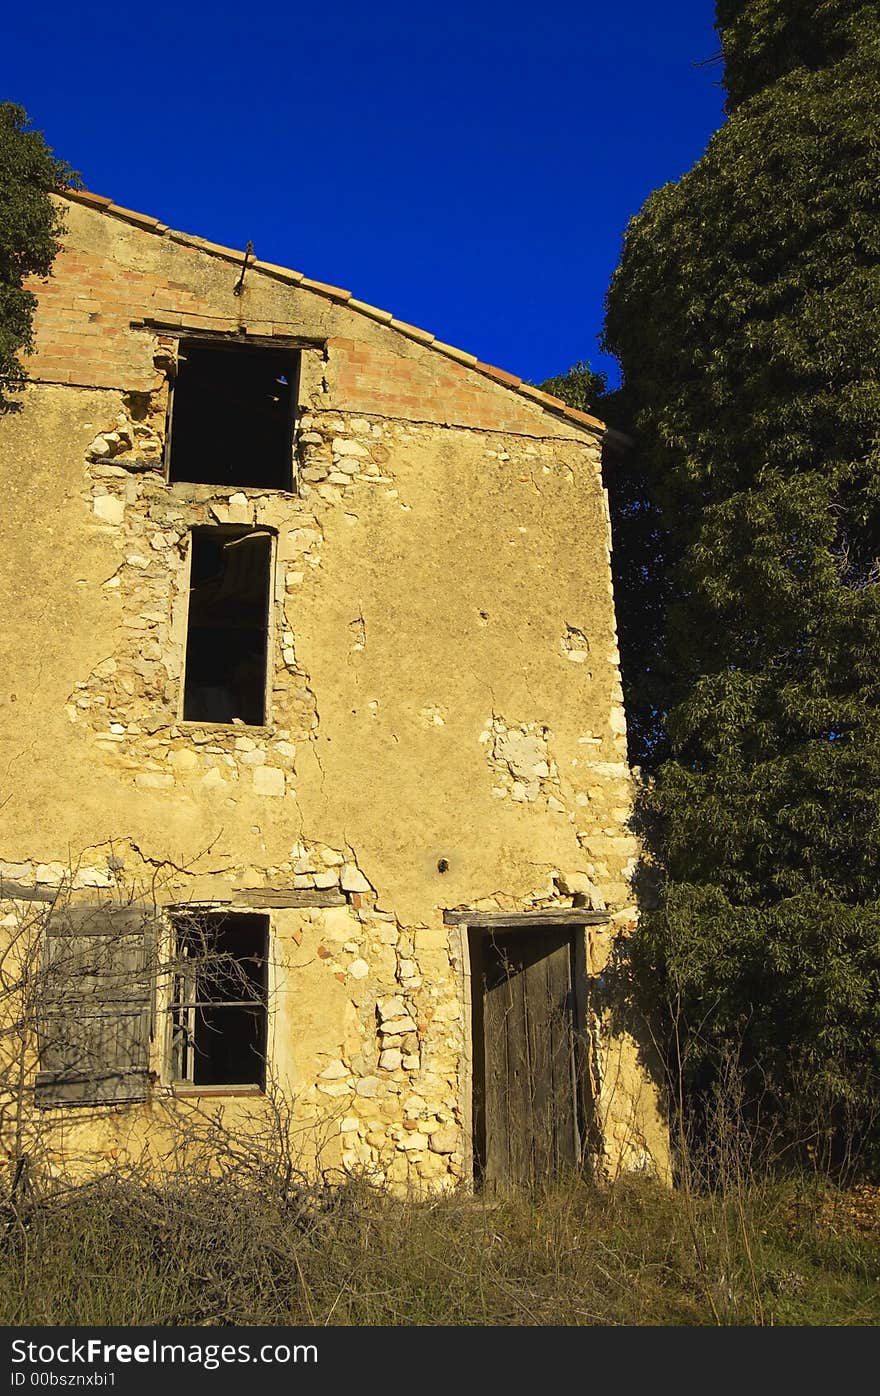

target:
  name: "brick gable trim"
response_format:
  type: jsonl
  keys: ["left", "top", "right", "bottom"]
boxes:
{"left": 59, "top": 189, "right": 628, "bottom": 447}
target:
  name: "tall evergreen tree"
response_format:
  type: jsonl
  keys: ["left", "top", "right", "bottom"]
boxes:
{"left": 0, "top": 104, "right": 76, "bottom": 411}
{"left": 537, "top": 365, "right": 668, "bottom": 767}
{"left": 603, "top": 1, "right": 880, "bottom": 1152}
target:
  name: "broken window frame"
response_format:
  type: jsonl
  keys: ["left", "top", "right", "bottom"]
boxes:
{"left": 179, "top": 524, "right": 276, "bottom": 729}
{"left": 166, "top": 909, "right": 270, "bottom": 1095}
{"left": 163, "top": 333, "right": 304, "bottom": 494}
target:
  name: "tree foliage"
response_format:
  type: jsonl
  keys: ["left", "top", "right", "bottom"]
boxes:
{"left": 716, "top": 0, "right": 875, "bottom": 110}
{"left": 602, "top": 1, "right": 880, "bottom": 1154}
{"left": 538, "top": 366, "right": 669, "bottom": 768}
{"left": 0, "top": 103, "right": 77, "bottom": 411}
{"left": 538, "top": 360, "right": 608, "bottom": 415}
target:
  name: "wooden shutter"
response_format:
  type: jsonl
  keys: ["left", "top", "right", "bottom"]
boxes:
{"left": 34, "top": 904, "right": 155, "bottom": 1108}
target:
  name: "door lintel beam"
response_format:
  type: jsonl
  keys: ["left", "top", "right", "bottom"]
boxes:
{"left": 444, "top": 908, "right": 609, "bottom": 928}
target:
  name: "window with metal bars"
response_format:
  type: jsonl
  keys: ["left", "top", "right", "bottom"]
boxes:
{"left": 170, "top": 911, "right": 268, "bottom": 1090}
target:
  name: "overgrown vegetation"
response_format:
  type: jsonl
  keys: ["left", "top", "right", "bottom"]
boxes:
{"left": 0, "top": 103, "right": 76, "bottom": 411}
{"left": 3, "top": 871, "right": 874, "bottom": 1327}
{"left": 537, "top": 360, "right": 607, "bottom": 415}
{"left": 1, "top": 1170, "right": 876, "bottom": 1326}
{"left": 579, "top": 0, "right": 880, "bottom": 1164}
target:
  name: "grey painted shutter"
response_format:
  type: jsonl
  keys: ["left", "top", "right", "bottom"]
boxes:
{"left": 34, "top": 904, "right": 155, "bottom": 1108}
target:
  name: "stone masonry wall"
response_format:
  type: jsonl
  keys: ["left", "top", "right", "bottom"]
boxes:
{"left": 0, "top": 199, "right": 669, "bottom": 1189}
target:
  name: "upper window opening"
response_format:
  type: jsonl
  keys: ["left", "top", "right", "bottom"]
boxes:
{"left": 168, "top": 340, "right": 298, "bottom": 490}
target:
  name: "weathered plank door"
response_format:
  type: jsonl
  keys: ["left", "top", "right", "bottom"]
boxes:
{"left": 477, "top": 926, "right": 581, "bottom": 1188}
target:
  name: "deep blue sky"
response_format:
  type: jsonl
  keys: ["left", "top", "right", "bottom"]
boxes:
{"left": 2, "top": 1, "right": 725, "bottom": 386}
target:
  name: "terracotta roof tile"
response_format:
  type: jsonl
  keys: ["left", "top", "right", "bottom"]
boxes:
{"left": 517, "top": 384, "right": 559, "bottom": 407}
{"left": 254, "top": 259, "right": 305, "bottom": 285}
{"left": 389, "top": 319, "right": 435, "bottom": 346}
{"left": 348, "top": 299, "right": 393, "bottom": 324}
{"left": 197, "top": 237, "right": 250, "bottom": 261}
{"left": 477, "top": 362, "right": 522, "bottom": 388}
{"left": 431, "top": 341, "right": 478, "bottom": 367}
{"left": 299, "top": 277, "right": 352, "bottom": 302}
{"left": 560, "top": 403, "right": 608, "bottom": 431}
{"left": 57, "top": 189, "right": 613, "bottom": 441}
{"left": 107, "top": 203, "right": 162, "bottom": 230}
{"left": 166, "top": 228, "right": 200, "bottom": 247}
{"left": 66, "top": 189, "right": 112, "bottom": 208}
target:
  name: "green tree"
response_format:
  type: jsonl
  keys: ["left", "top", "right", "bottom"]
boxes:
{"left": 539, "top": 360, "right": 608, "bottom": 416}
{"left": 603, "top": 1, "right": 880, "bottom": 1157}
{"left": 0, "top": 103, "right": 77, "bottom": 411}
{"left": 538, "top": 366, "right": 668, "bottom": 767}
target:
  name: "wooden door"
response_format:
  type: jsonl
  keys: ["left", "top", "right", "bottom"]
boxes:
{"left": 474, "top": 925, "right": 581, "bottom": 1188}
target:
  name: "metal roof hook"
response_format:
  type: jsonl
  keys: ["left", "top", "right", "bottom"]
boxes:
{"left": 233, "top": 240, "right": 255, "bottom": 297}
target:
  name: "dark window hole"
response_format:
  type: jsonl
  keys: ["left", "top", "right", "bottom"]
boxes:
{"left": 171, "top": 911, "right": 268, "bottom": 1088}
{"left": 183, "top": 527, "right": 271, "bottom": 726}
{"left": 168, "top": 340, "right": 298, "bottom": 490}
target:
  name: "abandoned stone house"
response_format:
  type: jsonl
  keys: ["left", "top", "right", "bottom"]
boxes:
{"left": 0, "top": 189, "right": 668, "bottom": 1190}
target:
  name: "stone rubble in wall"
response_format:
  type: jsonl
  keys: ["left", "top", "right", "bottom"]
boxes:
{"left": 87, "top": 393, "right": 165, "bottom": 472}
{"left": 571, "top": 751, "right": 640, "bottom": 908}
{"left": 293, "top": 413, "right": 585, "bottom": 513}
{"left": 160, "top": 836, "right": 468, "bottom": 1189}
{"left": 480, "top": 715, "right": 566, "bottom": 811}
{"left": 53, "top": 386, "right": 637, "bottom": 1191}
{"left": 76, "top": 395, "right": 600, "bottom": 810}
{"left": 0, "top": 843, "right": 465, "bottom": 1192}
{"left": 305, "top": 901, "right": 464, "bottom": 1188}
{"left": 561, "top": 625, "right": 590, "bottom": 664}
{"left": 483, "top": 438, "right": 597, "bottom": 481}
{"left": 74, "top": 398, "right": 329, "bottom": 796}
{"left": 0, "top": 840, "right": 377, "bottom": 904}
{"left": 0, "top": 858, "right": 117, "bottom": 890}
{"left": 295, "top": 414, "right": 395, "bottom": 505}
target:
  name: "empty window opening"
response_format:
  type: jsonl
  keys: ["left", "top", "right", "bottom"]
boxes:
{"left": 183, "top": 527, "right": 272, "bottom": 726}
{"left": 168, "top": 340, "right": 298, "bottom": 490}
{"left": 171, "top": 911, "right": 268, "bottom": 1089}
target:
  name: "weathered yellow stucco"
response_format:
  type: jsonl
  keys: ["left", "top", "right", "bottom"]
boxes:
{"left": 0, "top": 194, "right": 669, "bottom": 1191}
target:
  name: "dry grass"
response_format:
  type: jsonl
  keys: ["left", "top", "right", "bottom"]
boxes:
{"left": 0, "top": 1169, "right": 876, "bottom": 1327}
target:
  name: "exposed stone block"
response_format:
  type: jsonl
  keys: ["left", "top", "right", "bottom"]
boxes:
{"left": 252, "top": 766, "right": 285, "bottom": 796}
{"left": 341, "top": 864, "right": 372, "bottom": 893}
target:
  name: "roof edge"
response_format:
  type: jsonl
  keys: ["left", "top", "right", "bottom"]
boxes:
{"left": 60, "top": 189, "right": 619, "bottom": 441}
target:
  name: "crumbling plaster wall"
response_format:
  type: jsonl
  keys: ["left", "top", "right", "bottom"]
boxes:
{"left": 0, "top": 199, "right": 669, "bottom": 1188}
